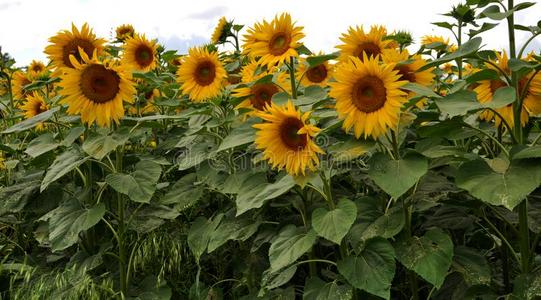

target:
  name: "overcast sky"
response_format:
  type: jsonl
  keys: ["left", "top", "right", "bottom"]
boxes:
{"left": 0, "top": 0, "right": 539, "bottom": 67}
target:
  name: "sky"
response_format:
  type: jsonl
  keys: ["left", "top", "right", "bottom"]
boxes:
{"left": 0, "top": 0, "right": 540, "bottom": 67}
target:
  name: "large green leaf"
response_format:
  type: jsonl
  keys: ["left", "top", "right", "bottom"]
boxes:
{"left": 159, "top": 173, "right": 204, "bottom": 211}
{"left": 187, "top": 215, "right": 223, "bottom": 262}
{"left": 435, "top": 90, "right": 481, "bottom": 117}
{"left": 303, "top": 277, "right": 353, "bottom": 300}
{"left": 207, "top": 215, "right": 260, "bottom": 253}
{"left": 268, "top": 225, "right": 317, "bottom": 271}
{"left": 38, "top": 200, "right": 105, "bottom": 252}
{"left": 236, "top": 174, "right": 296, "bottom": 216}
{"left": 395, "top": 228, "right": 454, "bottom": 288}
{"left": 41, "top": 148, "right": 89, "bottom": 192}
{"left": 82, "top": 127, "right": 131, "bottom": 160}
{"left": 456, "top": 158, "right": 541, "bottom": 210}
{"left": 420, "top": 37, "right": 482, "bottom": 70}
{"left": 25, "top": 133, "right": 59, "bottom": 158}
{"left": 312, "top": 198, "right": 357, "bottom": 244}
{"left": 368, "top": 153, "right": 428, "bottom": 199}
{"left": 2, "top": 106, "right": 60, "bottom": 133}
{"left": 0, "top": 171, "right": 42, "bottom": 215}
{"left": 217, "top": 120, "right": 256, "bottom": 151}
{"left": 337, "top": 238, "right": 396, "bottom": 299}
{"left": 106, "top": 160, "right": 161, "bottom": 203}
{"left": 452, "top": 246, "right": 491, "bottom": 286}
{"left": 360, "top": 206, "right": 405, "bottom": 241}
{"left": 260, "top": 265, "right": 298, "bottom": 294}
{"left": 328, "top": 138, "right": 375, "bottom": 162}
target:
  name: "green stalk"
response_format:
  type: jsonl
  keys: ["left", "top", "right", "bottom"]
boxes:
{"left": 457, "top": 21, "right": 463, "bottom": 79}
{"left": 115, "top": 147, "right": 128, "bottom": 298}
{"left": 518, "top": 200, "right": 531, "bottom": 272}
{"left": 402, "top": 198, "right": 420, "bottom": 300}
{"left": 288, "top": 57, "right": 297, "bottom": 99}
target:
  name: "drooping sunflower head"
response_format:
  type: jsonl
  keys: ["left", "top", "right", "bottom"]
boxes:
{"left": 27, "top": 60, "right": 48, "bottom": 78}
{"left": 115, "top": 24, "right": 135, "bottom": 41}
{"left": 329, "top": 54, "right": 408, "bottom": 139}
{"left": 297, "top": 54, "right": 334, "bottom": 87}
{"left": 211, "top": 17, "right": 232, "bottom": 44}
{"left": 12, "top": 71, "right": 33, "bottom": 102}
{"left": 58, "top": 49, "right": 136, "bottom": 127}
{"left": 337, "top": 25, "right": 391, "bottom": 63}
{"left": 421, "top": 35, "right": 456, "bottom": 52}
{"left": 21, "top": 92, "right": 49, "bottom": 130}
{"left": 121, "top": 34, "right": 158, "bottom": 72}
{"left": 45, "top": 23, "right": 106, "bottom": 70}
{"left": 243, "top": 13, "right": 305, "bottom": 68}
{"left": 381, "top": 48, "right": 434, "bottom": 108}
{"left": 177, "top": 47, "right": 227, "bottom": 102}
{"left": 253, "top": 100, "right": 324, "bottom": 176}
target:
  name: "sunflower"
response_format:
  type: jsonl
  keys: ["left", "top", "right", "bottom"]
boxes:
{"left": 58, "top": 49, "right": 136, "bottom": 127}
{"left": 329, "top": 54, "right": 407, "bottom": 139}
{"left": 297, "top": 55, "right": 334, "bottom": 87}
{"left": 116, "top": 24, "right": 135, "bottom": 41}
{"left": 211, "top": 17, "right": 231, "bottom": 44}
{"left": 121, "top": 34, "right": 158, "bottom": 72}
{"left": 337, "top": 25, "right": 392, "bottom": 63}
{"left": 27, "top": 60, "right": 47, "bottom": 78}
{"left": 129, "top": 88, "right": 159, "bottom": 115}
{"left": 20, "top": 92, "right": 49, "bottom": 130}
{"left": 421, "top": 35, "right": 456, "bottom": 52}
{"left": 12, "top": 71, "right": 32, "bottom": 102}
{"left": 242, "top": 13, "right": 305, "bottom": 68}
{"left": 253, "top": 100, "right": 323, "bottom": 176}
{"left": 474, "top": 51, "right": 541, "bottom": 128}
{"left": 242, "top": 20, "right": 267, "bottom": 56}
{"left": 233, "top": 60, "right": 290, "bottom": 111}
{"left": 45, "top": 23, "right": 106, "bottom": 69}
{"left": 381, "top": 49, "right": 434, "bottom": 108}
{"left": 177, "top": 47, "right": 226, "bottom": 102}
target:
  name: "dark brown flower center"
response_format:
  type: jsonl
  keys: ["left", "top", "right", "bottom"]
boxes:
{"left": 194, "top": 60, "right": 216, "bottom": 86}
{"left": 32, "top": 65, "right": 44, "bottom": 73}
{"left": 34, "top": 101, "right": 47, "bottom": 114}
{"left": 351, "top": 76, "right": 387, "bottom": 113}
{"left": 280, "top": 117, "right": 307, "bottom": 150}
{"left": 353, "top": 42, "right": 381, "bottom": 61}
{"left": 62, "top": 38, "right": 96, "bottom": 68}
{"left": 250, "top": 83, "right": 279, "bottom": 110}
{"left": 306, "top": 64, "right": 328, "bottom": 83}
{"left": 396, "top": 64, "right": 416, "bottom": 83}
{"left": 80, "top": 64, "right": 120, "bottom": 104}
{"left": 269, "top": 32, "right": 291, "bottom": 56}
{"left": 135, "top": 44, "right": 153, "bottom": 67}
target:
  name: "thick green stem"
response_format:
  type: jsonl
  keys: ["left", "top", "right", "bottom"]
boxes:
{"left": 518, "top": 201, "right": 531, "bottom": 273}
{"left": 288, "top": 57, "right": 297, "bottom": 99}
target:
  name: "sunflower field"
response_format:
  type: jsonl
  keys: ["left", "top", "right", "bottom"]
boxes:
{"left": 1, "top": 1, "right": 541, "bottom": 299}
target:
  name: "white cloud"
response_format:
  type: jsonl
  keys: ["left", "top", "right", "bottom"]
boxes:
{"left": 0, "top": 0, "right": 538, "bottom": 66}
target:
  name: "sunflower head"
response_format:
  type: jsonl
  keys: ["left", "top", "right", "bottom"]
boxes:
{"left": 297, "top": 54, "right": 334, "bottom": 87}
{"left": 122, "top": 34, "right": 158, "bottom": 72}
{"left": 253, "top": 100, "right": 324, "bottom": 176}
{"left": 27, "top": 60, "right": 48, "bottom": 78}
{"left": 177, "top": 47, "right": 227, "bottom": 102}
{"left": 243, "top": 13, "right": 305, "bottom": 68}
{"left": 12, "top": 71, "right": 33, "bottom": 102}
{"left": 330, "top": 54, "right": 407, "bottom": 139}
{"left": 337, "top": 25, "right": 391, "bottom": 63}
{"left": 21, "top": 92, "right": 49, "bottom": 130}
{"left": 116, "top": 24, "right": 135, "bottom": 41}
{"left": 45, "top": 23, "right": 106, "bottom": 70}
{"left": 58, "top": 49, "right": 136, "bottom": 127}
{"left": 211, "top": 17, "right": 232, "bottom": 44}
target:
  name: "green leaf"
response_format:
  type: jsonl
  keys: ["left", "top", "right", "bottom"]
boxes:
{"left": 360, "top": 206, "right": 405, "bottom": 241}
{"left": 0, "top": 172, "right": 41, "bottom": 215}
{"left": 312, "top": 198, "right": 357, "bottom": 244}
{"left": 508, "top": 58, "right": 537, "bottom": 72}
{"left": 217, "top": 120, "right": 256, "bottom": 151}
{"left": 402, "top": 82, "right": 442, "bottom": 98}
{"left": 337, "top": 238, "right": 396, "bottom": 299}
{"left": 39, "top": 200, "right": 105, "bottom": 251}
{"left": 177, "top": 141, "right": 215, "bottom": 170}
{"left": 512, "top": 145, "right": 541, "bottom": 159}
{"left": 207, "top": 216, "right": 260, "bottom": 253}
{"left": 159, "top": 173, "right": 204, "bottom": 211}
{"left": 82, "top": 127, "right": 131, "bottom": 160}
{"left": 435, "top": 90, "right": 481, "bottom": 117}
{"left": 271, "top": 91, "right": 290, "bottom": 106}
{"left": 466, "top": 69, "right": 499, "bottom": 84}
{"left": 41, "top": 148, "right": 90, "bottom": 192}
{"left": 106, "top": 160, "right": 161, "bottom": 203}
{"left": 268, "top": 225, "right": 317, "bottom": 271}
{"left": 420, "top": 37, "right": 482, "bottom": 70}
{"left": 432, "top": 22, "right": 454, "bottom": 30}
{"left": 2, "top": 106, "right": 60, "bottom": 133}
{"left": 456, "top": 158, "right": 541, "bottom": 210}
{"left": 236, "top": 174, "right": 296, "bottom": 216}
{"left": 395, "top": 228, "right": 454, "bottom": 288}
{"left": 61, "top": 127, "right": 85, "bottom": 147}
{"left": 452, "top": 246, "right": 491, "bottom": 286}
{"left": 296, "top": 85, "right": 327, "bottom": 106}
{"left": 328, "top": 138, "right": 375, "bottom": 162}
{"left": 368, "top": 153, "right": 428, "bottom": 199}
{"left": 486, "top": 86, "right": 516, "bottom": 109}
{"left": 306, "top": 53, "right": 338, "bottom": 68}
{"left": 469, "top": 23, "right": 499, "bottom": 37}
{"left": 482, "top": 2, "right": 536, "bottom": 20}
{"left": 303, "top": 277, "right": 353, "bottom": 300}
{"left": 187, "top": 215, "right": 224, "bottom": 262}
{"left": 260, "top": 265, "right": 298, "bottom": 293}
{"left": 25, "top": 133, "right": 59, "bottom": 158}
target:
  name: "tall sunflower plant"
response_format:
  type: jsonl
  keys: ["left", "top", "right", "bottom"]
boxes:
{"left": 1, "top": 2, "right": 541, "bottom": 299}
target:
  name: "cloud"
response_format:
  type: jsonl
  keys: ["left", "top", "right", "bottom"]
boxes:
{"left": 187, "top": 6, "right": 227, "bottom": 19}
{"left": 159, "top": 35, "right": 209, "bottom": 53}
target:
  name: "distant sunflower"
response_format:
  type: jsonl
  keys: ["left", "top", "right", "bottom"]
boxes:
{"left": 45, "top": 23, "right": 106, "bottom": 69}
{"left": 116, "top": 24, "right": 135, "bottom": 41}
{"left": 337, "top": 25, "right": 391, "bottom": 62}
{"left": 421, "top": 35, "right": 456, "bottom": 52}
{"left": 122, "top": 34, "right": 158, "bottom": 72}
{"left": 329, "top": 54, "right": 407, "bottom": 139}
{"left": 21, "top": 92, "right": 49, "bottom": 130}
{"left": 211, "top": 17, "right": 231, "bottom": 44}
{"left": 177, "top": 47, "right": 226, "bottom": 102}
{"left": 129, "top": 88, "right": 159, "bottom": 115}
{"left": 253, "top": 100, "right": 323, "bottom": 176}
{"left": 12, "top": 71, "right": 32, "bottom": 102}
{"left": 381, "top": 49, "right": 434, "bottom": 108}
{"left": 58, "top": 49, "right": 136, "bottom": 127}
{"left": 243, "top": 13, "right": 305, "bottom": 68}
{"left": 27, "top": 60, "right": 47, "bottom": 78}
{"left": 297, "top": 55, "right": 334, "bottom": 87}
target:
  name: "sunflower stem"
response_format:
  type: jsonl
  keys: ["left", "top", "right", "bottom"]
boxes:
{"left": 457, "top": 21, "right": 463, "bottom": 79}
{"left": 115, "top": 147, "right": 128, "bottom": 298}
{"left": 288, "top": 57, "right": 297, "bottom": 99}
